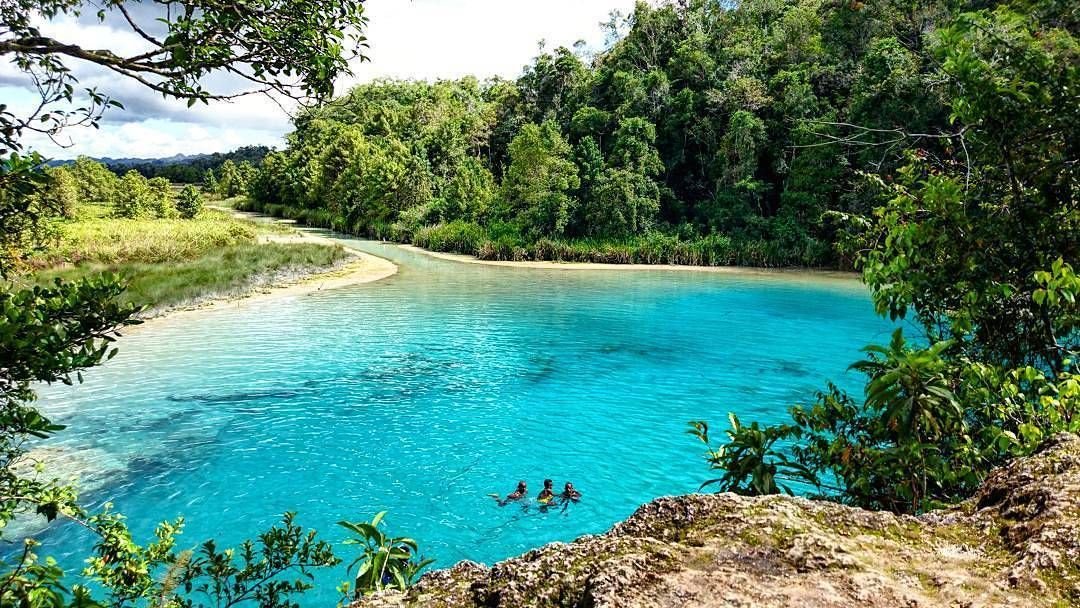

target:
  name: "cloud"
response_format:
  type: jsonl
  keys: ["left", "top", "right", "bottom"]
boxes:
{"left": 7, "top": 0, "right": 643, "bottom": 159}
{"left": 21, "top": 120, "right": 285, "bottom": 160}
{"left": 343, "top": 0, "right": 637, "bottom": 84}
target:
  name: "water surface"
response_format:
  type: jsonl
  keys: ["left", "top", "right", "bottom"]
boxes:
{"left": 32, "top": 236, "right": 898, "bottom": 604}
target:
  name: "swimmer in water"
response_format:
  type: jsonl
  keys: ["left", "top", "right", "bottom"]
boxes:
{"left": 561, "top": 482, "right": 581, "bottom": 502}
{"left": 490, "top": 480, "right": 528, "bottom": 506}
{"left": 537, "top": 479, "right": 555, "bottom": 504}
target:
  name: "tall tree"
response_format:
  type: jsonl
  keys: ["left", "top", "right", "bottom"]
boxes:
{"left": 500, "top": 121, "right": 580, "bottom": 238}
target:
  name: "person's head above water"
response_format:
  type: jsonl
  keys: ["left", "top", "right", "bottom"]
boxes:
{"left": 564, "top": 482, "right": 575, "bottom": 491}
{"left": 516, "top": 480, "right": 527, "bottom": 492}
{"left": 543, "top": 479, "right": 553, "bottom": 489}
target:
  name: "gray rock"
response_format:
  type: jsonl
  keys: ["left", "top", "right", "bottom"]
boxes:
{"left": 355, "top": 434, "right": 1080, "bottom": 607}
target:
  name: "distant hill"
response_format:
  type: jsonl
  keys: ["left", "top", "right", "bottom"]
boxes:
{"left": 49, "top": 146, "right": 272, "bottom": 183}
{"left": 100, "top": 153, "right": 209, "bottom": 167}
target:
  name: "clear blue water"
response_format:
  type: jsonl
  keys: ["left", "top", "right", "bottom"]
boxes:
{"left": 30, "top": 235, "right": 899, "bottom": 604}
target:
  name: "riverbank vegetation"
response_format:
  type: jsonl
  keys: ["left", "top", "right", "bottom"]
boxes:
{"left": 695, "top": 0, "right": 1079, "bottom": 515}
{"left": 241, "top": 0, "right": 972, "bottom": 268}
{"left": 18, "top": 163, "right": 350, "bottom": 311}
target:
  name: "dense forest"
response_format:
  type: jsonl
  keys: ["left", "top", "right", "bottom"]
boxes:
{"left": 244, "top": 0, "right": 960, "bottom": 267}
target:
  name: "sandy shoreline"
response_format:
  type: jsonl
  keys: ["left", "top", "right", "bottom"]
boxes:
{"left": 154, "top": 209, "right": 860, "bottom": 327}
{"left": 397, "top": 244, "right": 860, "bottom": 281}
{"left": 130, "top": 229, "right": 397, "bottom": 330}
{"left": 222, "top": 207, "right": 859, "bottom": 282}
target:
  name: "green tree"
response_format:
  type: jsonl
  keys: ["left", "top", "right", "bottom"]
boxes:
{"left": 217, "top": 159, "right": 242, "bottom": 198}
{"left": 0, "top": 0, "right": 367, "bottom": 154}
{"left": 237, "top": 160, "right": 258, "bottom": 196}
{"left": 176, "top": 185, "right": 205, "bottom": 219}
{"left": 147, "top": 176, "right": 175, "bottom": 218}
{"left": 579, "top": 117, "right": 663, "bottom": 237}
{"left": 721, "top": 111, "right": 767, "bottom": 188}
{"left": 572, "top": 136, "right": 606, "bottom": 230}
{"left": 609, "top": 117, "right": 663, "bottom": 177}
{"left": 585, "top": 168, "right": 660, "bottom": 237}
{"left": 501, "top": 121, "right": 580, "bottom": 237}
{"left": 69, "top": 157, "right": 118, "bottom": 203}
{"left": 43, "top": 166, "right": 79, "bottom": 218}
{"left": 248, "top": 152, "right": 287, "bottom": 207}
{"left": 437, "top": 157, "right": 496, "bottom": 222}
{"left": 110, "top": 171, "right": 155, "bottom": 219}
{"left": 203, "top": 168, "right": 219, "bottom": 196}
{"left": 569, "top": 106, "right": 613, "bottom": 146}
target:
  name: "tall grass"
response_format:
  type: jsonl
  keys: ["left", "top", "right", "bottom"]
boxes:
{"left": 33, "top": 205, "right": 257, "bottom": 268}
{"left": 414, "top": 222, "right": 830, "bottom": 267}
{"left": 31, "top": 243, "right": 349, "bottom": 309}
{"left": 25, "top": 202, "right": 350, "bottom": 310}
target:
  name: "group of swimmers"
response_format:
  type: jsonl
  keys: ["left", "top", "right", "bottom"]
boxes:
{"left": 491, "top": 479, "right": 581, "bottom": 507}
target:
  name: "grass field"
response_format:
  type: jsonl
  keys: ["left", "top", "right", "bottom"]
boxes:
{"left": 33, "top": 243, "right": 348, "bottom": 308}
{"left": 30, "top": 204, "right": 259, "bottom": 267}
{"left": 22, "top": 202, "right": 350, "bottom": 310}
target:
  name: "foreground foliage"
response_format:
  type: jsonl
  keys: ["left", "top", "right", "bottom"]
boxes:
{"left": 699, "top": 0, "right": 1079, "bottom": 514}
{"left": 0, "top": 2, "right": 435, "bottom": 607}
{"left": 338, "top": 512, "right": 435, "bottom": 598}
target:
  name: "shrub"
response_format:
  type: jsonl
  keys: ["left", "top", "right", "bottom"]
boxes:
{"left": 147, "top": 177, "right": 176, "bottom": 218}
{"left": 412, "top": 221, "right": 486, "bottom": 254}
{"left": 176, "top": 185, "right": 204, "bottom": 219}
{"left": 338, "top": 511, "right": 434, "bottom": 598}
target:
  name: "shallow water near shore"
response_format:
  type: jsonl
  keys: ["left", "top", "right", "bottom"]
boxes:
{"left": 30, "top": 234, "right": 901, "bottom": 604}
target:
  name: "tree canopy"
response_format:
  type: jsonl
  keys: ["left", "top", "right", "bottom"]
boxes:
{"left": 243, "top": 0, "right": 976, "bottom": 268}
{"left": 695, "top": 0, "right": 1079, "bottom": 515}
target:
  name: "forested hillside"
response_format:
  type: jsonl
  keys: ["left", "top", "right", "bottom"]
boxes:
{"left": 244, "top": 0, "right": 954, "bottom": 267}
{"left": 108, "top": 145, "right": 272, "bottom": 183}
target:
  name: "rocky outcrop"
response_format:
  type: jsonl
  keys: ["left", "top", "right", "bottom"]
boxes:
{"left": 354, "top": 434, "right": 1080, "bottom": 607}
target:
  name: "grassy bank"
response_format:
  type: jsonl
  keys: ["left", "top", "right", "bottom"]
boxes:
{"left": 22, "top": 203, "right": 350, "bottom": 310}
{"left": 29, "top": 205, "right": 263, "bottom": 267}
{"left": 32, "top": 243, "right": 348, "bottom": 309}
{"left": 237, "top": 200, "right": 831, "bottom": 268}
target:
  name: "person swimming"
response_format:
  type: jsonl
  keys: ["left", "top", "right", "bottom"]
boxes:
{"left": 537, "top": 479, "right": 555, "bottom": 503}
{"left": 490, "top": 480, "right": 528, "bottom": 506}
{"left": 561, "top": 482, "right": 581, "bottom": 502}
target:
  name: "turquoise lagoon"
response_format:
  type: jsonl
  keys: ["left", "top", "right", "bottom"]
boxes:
{"left": 32, "top": 235, "right": 902, "bottom": 603}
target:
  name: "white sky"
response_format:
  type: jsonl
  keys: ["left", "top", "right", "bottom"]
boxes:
{"left": 0, "top": 0, "right": 641, "bottom": 160}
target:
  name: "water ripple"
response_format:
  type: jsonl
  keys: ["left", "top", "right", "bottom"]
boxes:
{"left": 29, "top": 239, "right": 893, "bottom": 605}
